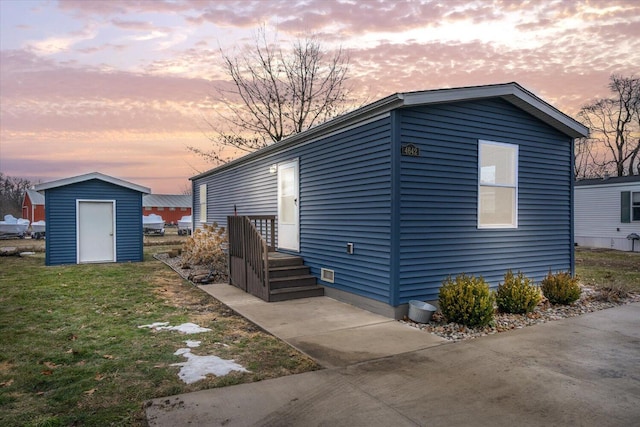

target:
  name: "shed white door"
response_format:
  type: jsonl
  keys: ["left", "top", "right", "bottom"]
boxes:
{"left": 77, "top": 201, "right": 116, "bottom": 263}
{"left": 277, "top": 159, "right": 299, "bottom": 251}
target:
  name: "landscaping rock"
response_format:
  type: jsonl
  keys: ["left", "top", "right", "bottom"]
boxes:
{"left": 0, "top": 247, "right": 18, "bottom": 256}
{"left": 401, "top": 284, "right": 640, "bottom": 341}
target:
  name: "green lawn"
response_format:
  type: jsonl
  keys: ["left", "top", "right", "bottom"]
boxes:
{"left": 1, "top": 243, "right": 637, "bottom": 426}
{"left": 0, "top": 252, "right": 318, "bottom": 426}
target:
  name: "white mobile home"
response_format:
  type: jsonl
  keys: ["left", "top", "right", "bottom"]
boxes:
{"left": 574, "top": 176, "right": 640, "bottom": 252}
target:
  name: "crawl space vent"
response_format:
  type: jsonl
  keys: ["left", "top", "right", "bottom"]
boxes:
{"left": 321, "top": 268, "right": 335, "bottom": 283}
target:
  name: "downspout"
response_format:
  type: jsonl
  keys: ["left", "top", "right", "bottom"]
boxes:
{"left": 389, "top": 110, "right": 402, "bottom": 308}
{"left": 570, "top": 137, "right": 575, "bottom": 276}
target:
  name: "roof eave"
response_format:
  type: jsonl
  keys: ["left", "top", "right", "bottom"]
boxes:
{"left": 190, "top": 83, "right": 589, "bottom": 181}
{"left": 190, "top": 94, "right": 405, "bottom": 180}
{"left": 34, "top": 172, "right": 150, "bottom": 194}
{"left": 402, "top": 82, "right": 589, "bottom": 139}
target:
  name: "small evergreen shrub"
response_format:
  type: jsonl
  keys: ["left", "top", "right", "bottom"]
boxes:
{"left": 181, "top": 222, "right": 227, "bottom": 272}
{"left": 438, "top": 273, "right": 495, "bottom": 327}
{"left": 540, "top": 271, "right": 581, "bottom": 305}
{"left": 496, "top": 270, "right": 541, "bottom": 314}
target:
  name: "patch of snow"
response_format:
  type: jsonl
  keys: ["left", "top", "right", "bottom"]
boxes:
{"left": 169, "top": 323, "right": 212, "bottom": 334}
{"left": 138, "top": 322, "right": 170, "bottom": 329}
{"left": 185, "top": 340, "right": 201, "bottom": 348}
{"left": 138, "top": 322, "right": 211, "bottom": 334}
{"left": 171, "top": 348, "right": 249, "bottom": 384}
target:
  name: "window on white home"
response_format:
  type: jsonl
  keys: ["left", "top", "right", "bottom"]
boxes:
{"left": 633, "top": 192, "right": 640, "bottom": 221}
{"left": 478, "top": 140, "right": 518, "bottom": 228}
{"left": 199, "top": 184, "right": 207, "bottom": 223}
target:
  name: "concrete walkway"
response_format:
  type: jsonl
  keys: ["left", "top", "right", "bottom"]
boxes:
{"left": 146, "top": 284, "right": 640, "bottom": 426}
{"left": 196, "top": 283, "right": 446, "bottom": 368}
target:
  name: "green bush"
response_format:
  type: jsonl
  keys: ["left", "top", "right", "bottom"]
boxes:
{"left": 496, "top": 270, "right": 541, "bottom": 314}
{"left": 438, "top": 273, "right": 495, "bottom": 327}
{"left": 540, "top": 271, "right": 581, "bottom": 305}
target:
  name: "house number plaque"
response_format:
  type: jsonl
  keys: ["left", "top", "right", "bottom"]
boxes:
{"left": 401, "top": 144, "right": 420, "bottom": 157}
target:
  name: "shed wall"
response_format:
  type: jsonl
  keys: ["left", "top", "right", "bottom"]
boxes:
{"left": 45, "top": 179, "right": 144, "bottom": 265}
{"left": 397, "top": 99, "right": 574, "bottom": 302}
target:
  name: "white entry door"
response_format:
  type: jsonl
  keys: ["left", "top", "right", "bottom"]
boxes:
{"left": 77, "top": 200, "right": 116, "bottom": 263}
{"left": 277, "top": 159, "right": 299, "bottom": 251}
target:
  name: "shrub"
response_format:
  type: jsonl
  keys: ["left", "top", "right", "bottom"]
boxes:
{"left": 540, "top": 271, "right": 581, "bottom": 305}
{"left": 181, "top": 222, "right": 227, "bottom": 272}
{"left": 594, "top": 285, "right": 629, "bottom": 303}
{"left": 496, "top": 270, "right": 541, "bottom": 314}
{"left": 438, "top": 273, "right": 495, "bottom": 327}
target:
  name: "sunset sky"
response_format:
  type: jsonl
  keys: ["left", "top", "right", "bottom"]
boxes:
{"left": 1, "top": 0, "right": 639, "bottom": 194}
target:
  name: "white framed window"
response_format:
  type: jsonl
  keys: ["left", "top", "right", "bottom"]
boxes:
{"left": 478, "top": 140, "right": 518, "bottom": 228}
{"left": 199, "top": 184, "right": 207, "bottom": 223}
{"left": 633, "top": 192, "right": 640, "bottom": 221}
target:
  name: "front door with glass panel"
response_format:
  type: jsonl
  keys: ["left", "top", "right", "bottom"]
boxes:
{"left": 277, "top": 159, "right": 299, "bottom": 251}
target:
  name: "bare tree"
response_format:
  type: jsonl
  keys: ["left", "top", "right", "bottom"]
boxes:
{"left": 0, "top": 173, "right": 32, "bottom": 218}
{"left": 574, "top": 137, "right": 602, "bottom": 179}
{"left": 190, "top": 28, "right": 352, "bottom": 163}
{"left": 578, "top": 74, "right": 640, "bottom": 177}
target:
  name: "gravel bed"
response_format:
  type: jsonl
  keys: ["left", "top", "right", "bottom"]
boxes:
{"left": 154, "top": 253, "right": 229, "bottom": 284}
{"left": 155, "top": 253, "right": 639, "bottom": 342}
{"left": 401, "top": 285, "right": 640, "bottom": 341}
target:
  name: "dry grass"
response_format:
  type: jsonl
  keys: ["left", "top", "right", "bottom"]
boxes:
{"left": 575, "top": 247, "right": 640, "bottom": 293}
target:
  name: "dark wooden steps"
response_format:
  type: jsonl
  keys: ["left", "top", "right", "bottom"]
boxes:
{"left": 267, "top": 252, "right": 324, "bottom": 302}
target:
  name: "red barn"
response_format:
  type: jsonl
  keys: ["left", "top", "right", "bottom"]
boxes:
{"left": 22, "top": 189, "right": 45, "bottom": 223}
{"left": 142, "top": 194, "right": 191, "bottom": 225}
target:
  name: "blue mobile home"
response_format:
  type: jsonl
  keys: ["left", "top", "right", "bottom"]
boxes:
{"left": 191, "top": 83, "right": 589, "bottom": 318}
{"left": 35, "top": 172, "right": 150, "bottom": 266}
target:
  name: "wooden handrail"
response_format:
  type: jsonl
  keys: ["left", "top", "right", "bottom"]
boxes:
{"left": 247, "top": 215, "right": 276, "bottom": 252}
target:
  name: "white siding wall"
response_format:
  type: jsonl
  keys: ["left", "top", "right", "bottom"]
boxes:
{"left": 574, "top": 181, "right": 640, "bottom": 251}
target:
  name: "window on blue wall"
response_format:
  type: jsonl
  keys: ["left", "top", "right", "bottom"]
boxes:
{"left": 478, "top": 140, "right": 518, "bottom": 228}
{"left": 199, "top": 184, "right": 207, "bottom": 223}
{"left": 633, "top": 192, "right": 640, "bottom": 221}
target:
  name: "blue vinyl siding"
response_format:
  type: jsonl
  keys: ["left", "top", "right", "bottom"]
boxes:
{"left": 193, "top": 155, "right": 279, "bottom": 228}
{"left": 193, "top": 95, "right": 576, "bottom": 310}
{"left": 195, "top": 117, "right": 394, "bottom": 303}
{"left": 397, "top": 99, "right": 573, "bottom": 302}
{"left": 45, "top": 180, "right": 143, "bottom": 265}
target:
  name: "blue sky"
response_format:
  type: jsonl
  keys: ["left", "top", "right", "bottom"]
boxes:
{"left": 1, "top": 0, "right": 639, "bottom": 193}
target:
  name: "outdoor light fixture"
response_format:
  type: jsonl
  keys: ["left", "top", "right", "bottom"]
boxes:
{"left": 269, "top": 164, "right": 277, "bottom": 174}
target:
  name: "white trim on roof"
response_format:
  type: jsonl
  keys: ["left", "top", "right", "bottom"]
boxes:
{"left": 34, "top": 172, "right": 150, "bottom": 194}
{"left": 191, "top": 82, "right": 589, "bottom": 181}
{"left": 401, "top": 83, "right": 589, "bottom": 139}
